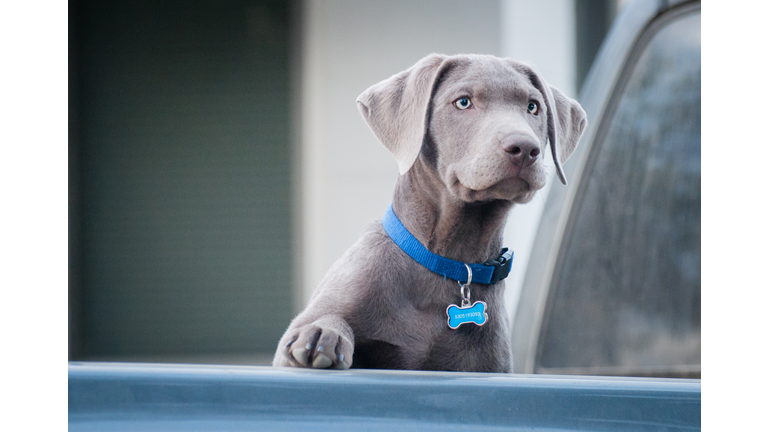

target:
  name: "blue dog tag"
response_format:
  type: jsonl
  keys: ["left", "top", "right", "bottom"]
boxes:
{"left": 446, "top": 301, "right": 488, "bottom": 329}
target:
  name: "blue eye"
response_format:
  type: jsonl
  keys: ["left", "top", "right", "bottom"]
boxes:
{"left": 527, "top": 101, "right": 539, "bottom": 115}
{"left": 454, "top": 97, "right": 472, "bottom": 110}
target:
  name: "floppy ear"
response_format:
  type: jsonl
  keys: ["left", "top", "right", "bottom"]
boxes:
{"left": 356, "top": 54, "right": 449, "bottom": 175}
{"left": 516, "top": 64, "right": 588, "bottom": 185}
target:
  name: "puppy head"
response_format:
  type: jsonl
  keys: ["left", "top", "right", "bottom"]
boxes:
{"left": 356, "top": 53, "right": 587, "bottom": 203}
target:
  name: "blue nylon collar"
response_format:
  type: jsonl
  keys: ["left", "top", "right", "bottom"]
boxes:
{"left": 382, "top": 203, "right": 513, "bottom": 285}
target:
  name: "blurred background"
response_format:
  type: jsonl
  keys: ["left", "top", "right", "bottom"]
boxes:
{"left": 69, "top": 0, "right": 628, "bottom": 364}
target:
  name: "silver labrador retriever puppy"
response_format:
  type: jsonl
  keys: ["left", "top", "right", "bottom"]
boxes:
{"left": 273, "top": 53, "right": 586, "bottom": 372}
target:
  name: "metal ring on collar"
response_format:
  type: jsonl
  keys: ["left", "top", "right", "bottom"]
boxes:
{"left": 459, "top": 263, "right": 472, "bottom": 305}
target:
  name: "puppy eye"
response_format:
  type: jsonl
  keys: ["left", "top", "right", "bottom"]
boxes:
{"left": 527, "top": 101, "right": 539, "bottom": 115}
{"left": 453, "top": 97, "right": 473, "bottom": 110}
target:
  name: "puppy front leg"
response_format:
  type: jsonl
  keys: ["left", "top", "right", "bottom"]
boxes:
{"left": 273, "top": 314, "right": 354, "bottom": 369}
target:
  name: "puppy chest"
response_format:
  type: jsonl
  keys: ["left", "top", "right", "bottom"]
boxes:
{"left": 351, "top": 309, "right": 505, "bottom": 372}
{"left": 420, "top": 324, "right": 508, "bottom": 372}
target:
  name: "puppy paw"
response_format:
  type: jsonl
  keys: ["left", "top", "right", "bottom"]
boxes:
{"left": 280, "top": 320, "right": 353, "bottom": 369}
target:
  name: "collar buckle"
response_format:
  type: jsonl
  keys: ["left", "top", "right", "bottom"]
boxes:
{"left": 484, "top": 248, "right": 514, "bottom": 285}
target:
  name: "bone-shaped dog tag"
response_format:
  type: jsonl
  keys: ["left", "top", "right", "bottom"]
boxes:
{"left": 446, "top": 301, "right": 488, "bottom": 329}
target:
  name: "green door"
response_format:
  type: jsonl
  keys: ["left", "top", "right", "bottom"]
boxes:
{"left": 71, "top": 0, "right": 293, "bottom": 362}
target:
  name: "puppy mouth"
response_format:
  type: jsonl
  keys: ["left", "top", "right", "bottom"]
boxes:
{"left": 452, "top": 171, "right": 537, "bottom": 203}
{"left": 445, "top": 154, "right": 548, "bottom": 202}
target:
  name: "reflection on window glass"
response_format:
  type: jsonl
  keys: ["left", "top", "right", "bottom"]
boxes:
{"left": 537, "top": 12, "right": 700, "bottom": 375}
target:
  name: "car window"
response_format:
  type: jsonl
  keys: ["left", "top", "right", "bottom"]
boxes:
{"left": 535, "top": 10, "right": 701, "bottom": 376}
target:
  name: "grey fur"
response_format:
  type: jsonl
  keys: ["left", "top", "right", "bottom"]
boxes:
{"left": 273, "top": 53, "right": 586, "bottom": 372}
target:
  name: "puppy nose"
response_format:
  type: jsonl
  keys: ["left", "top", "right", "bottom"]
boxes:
{"left": 501, "top": 133, "right": 541, "bottom": 167}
